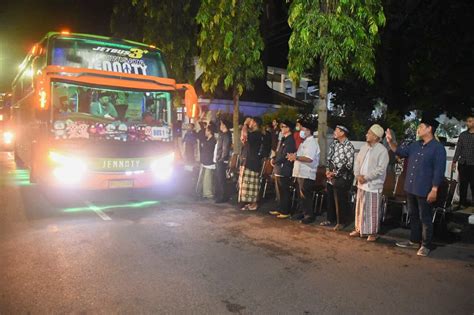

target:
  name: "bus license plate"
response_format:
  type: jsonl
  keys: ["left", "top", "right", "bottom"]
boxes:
{"left": 108, "top": 180, "right": 134, "bottom": 189}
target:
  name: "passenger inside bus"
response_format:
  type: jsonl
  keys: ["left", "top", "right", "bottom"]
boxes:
{"left": 143, "top": 111, "right": 156, "bottom": 125}
{"left": 90, "top": 92, "right": 118, "bottom": 119}
{"left": 142, "top": 111, "right": 164, "bottom": 126}
{"left": 55, "top": 96, "right": 76, "bottom": 114}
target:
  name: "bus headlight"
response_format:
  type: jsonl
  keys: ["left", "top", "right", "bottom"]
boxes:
{"left": 49, "top": 151, "right": 87, "bottom": 184}
{"left": 150, "top": 152, "right": 174, "bottom": 180}
{"left": 3, "top": 131, "right": 14, "bottom": 145}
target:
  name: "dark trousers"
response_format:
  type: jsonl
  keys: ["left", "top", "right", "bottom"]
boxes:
{"left": 458, "top": 164, "right": 474, "bottom": 206}
{"left": 406, "top": 193, "right": 433, "bottom": 248}
{"left": 297, "top": 177, "right": 316, "bottom": 217}
{"left": 275, "top": 176, "right": 292, "bottom": 214}
{"left": 215, "top": 161, "right": 228, "bottom": 202}
{"left": 326, "top": 182, "right": 351, "bottom": 225}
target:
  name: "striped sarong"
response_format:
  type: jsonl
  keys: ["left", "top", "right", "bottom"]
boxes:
{"left": 238, "top": 166, "right": 260, "bottom": 203}
{"left": 355, "top": 188, "right": 382, "bottom": 235}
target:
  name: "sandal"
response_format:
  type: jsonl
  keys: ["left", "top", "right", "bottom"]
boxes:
{"left": 247, "top": 204, "right": 258, "bottom": 211}
{"left": 320, "top": 221, "right": 332, "bottom": 226}
{"left": 240, "top": 205, "right": 250, "bottom": 211}
{"left": 349, "top": 230, "right": 360, "bottom": 237}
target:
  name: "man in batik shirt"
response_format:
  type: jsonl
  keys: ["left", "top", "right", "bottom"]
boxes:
{"left": 321, "top": 125, "right": 355, "bottom": 231}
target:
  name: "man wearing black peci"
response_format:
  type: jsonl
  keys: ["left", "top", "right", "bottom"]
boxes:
{"left": 386, "top": 116, "right": 447, "bottom": 257}
{"left": 321, "top": 125, "right": 355, "bottom": 230}
{"left": 269, "top": 120, "right": 297, "bottom": 219}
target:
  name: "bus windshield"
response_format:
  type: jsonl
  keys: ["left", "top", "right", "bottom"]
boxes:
{"left": 51, "top": 81, "right": 173, "bottom": 141}
{"left": 50, "top": 37, "right": 167, "bottom": 77}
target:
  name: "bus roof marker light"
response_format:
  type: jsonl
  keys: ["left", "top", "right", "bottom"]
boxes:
{"left": 39, "top": 90, "right": 47, "bottom": 109}
{"left": 61, "top": 30, "right": 71, "bottom": 35}
{"left": 191, "top": 103, "right": 197, "bottom": 118}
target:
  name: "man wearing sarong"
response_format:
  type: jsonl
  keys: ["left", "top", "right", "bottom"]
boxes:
{"left": 239, "top": 117, "right": 263, "bottom": 211}
{"left": 350, "top": 124, "right": 389, "bottom": 241}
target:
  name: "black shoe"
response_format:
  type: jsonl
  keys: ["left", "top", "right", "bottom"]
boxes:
{"left": 291, "top": 213, "right": 305, "bottom": 221}
{"left": 301, "top": 216, "right": 316, "bottom": 224}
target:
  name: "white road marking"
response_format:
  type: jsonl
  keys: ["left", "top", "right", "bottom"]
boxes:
{"left": 85, "top": 201, "right": 112, "bottom": 221}
{"left": 164, "top": 222, "right": 181, "bottom": 227}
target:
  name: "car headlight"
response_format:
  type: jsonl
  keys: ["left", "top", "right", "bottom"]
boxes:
{"left": 150, "top": 152, "right": 175, "bottom": 180}
{"left": 3, "top": 131, "right": 13, "bottom": 145}
{"left": 49, "top": 151, "right": 87, "bottom": 184}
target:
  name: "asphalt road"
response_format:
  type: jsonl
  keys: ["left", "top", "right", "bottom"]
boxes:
{"left": 0, "top": 152, "right": 473, "bottom": 314}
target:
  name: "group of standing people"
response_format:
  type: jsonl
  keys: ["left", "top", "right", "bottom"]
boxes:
{"left": 268, "top": 116, "right": 451, "bottom": 257}
{"left": 191, "top": 119, "right": 233, "bottom": 203}
{"left": 187, "top": 111, "right": 474, "bottom": 258}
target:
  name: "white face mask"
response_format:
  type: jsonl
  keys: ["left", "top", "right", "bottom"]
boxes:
{"left": 295, "top": 126, "right": 300, "bottom": 131}
{"left": 299, "top": 130, "right": 307, "bottom": 139}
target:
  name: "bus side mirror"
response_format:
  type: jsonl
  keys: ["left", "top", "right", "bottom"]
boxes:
{"left": 184, "top": 88, "right": 199, "bottom": 119}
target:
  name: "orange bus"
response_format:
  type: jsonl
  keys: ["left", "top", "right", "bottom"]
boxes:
{"left": 11, "top": 32, "right": 197, "bottom": 189}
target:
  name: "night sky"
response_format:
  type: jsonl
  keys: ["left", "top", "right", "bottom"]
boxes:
{"left": 0, "top": 0, "right": 116, "bottom": 91}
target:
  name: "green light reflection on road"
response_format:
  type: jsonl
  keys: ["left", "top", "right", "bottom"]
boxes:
{"left": 2, "top": 169, "right": 33, "bottom": 186}
{"left": 63, "top": 200, "right": 160, "bottom": 213}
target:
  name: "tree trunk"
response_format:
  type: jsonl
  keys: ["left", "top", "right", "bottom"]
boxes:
{"left": 318, "top": 62, "right": 329, "bottom": 166}
{"left": 232, "top": 89, "right": 241, "bottom": 154}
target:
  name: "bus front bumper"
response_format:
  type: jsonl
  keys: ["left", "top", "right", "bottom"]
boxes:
{"left": 45, "top": 169, "right": 177, "bottom": 190}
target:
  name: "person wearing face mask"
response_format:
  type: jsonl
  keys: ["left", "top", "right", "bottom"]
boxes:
{"left": 321, "top": 125, "right": 355, "bottom": 230}
{"left": 287, "top": 119, "right": 320, "bottom": 224}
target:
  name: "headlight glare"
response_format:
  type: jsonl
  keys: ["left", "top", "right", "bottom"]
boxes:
{"left": 49, "top": 151, "right": 87, "bottom": 184}
{"left": 3, "top": 132, "right": 13, "bottom": 145}
{"left": 151, "top": 153, "right": 175, "bottom": 180}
